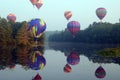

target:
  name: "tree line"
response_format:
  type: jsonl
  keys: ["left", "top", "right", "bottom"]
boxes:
{"left": 0, "top": 17, "right": 44, "bottom": 46}
{"left": 48, "top": 22, "right": 120, "bottom": 44}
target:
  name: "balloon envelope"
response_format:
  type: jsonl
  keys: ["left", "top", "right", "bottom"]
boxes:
{"left": 7, "top": 13, "right": 16, "bottom": 22}
{"left": 95, "top": 66, "right": 106, "bottom": 78}
{"left": 28, "top": 51, "right": 46, "bottom": 70}
{"left": 32, "top": 73, "right": 42, "bottom": 80}
{"left": 67, "top": 51, "right": 80, "bottom": 65}
{"left": 30, "top": 0, "right": 38, "bottom": 5}
{"left": 67, "top": 21, "right": 80, "bottom": 37}
{"left": 36, "top": 0, "right": 43, "bottom": 10}
{"left": 96, "top": 7, "right": 107, "bottom": 20}
{"left": 64, "top": 11, "right": 72, "bottom": 20}
{"left": 64, "top": 64, "right": 72, "bottom": 73}
{"left": 27, "top": 18, "right": 46, "bottom": 38}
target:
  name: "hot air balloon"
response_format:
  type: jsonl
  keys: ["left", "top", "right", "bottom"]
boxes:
{"left": 64, "top": 64, "right": 72, "bottom": 73}
{"left": 64, "top": 11, "right": 72, "bottom": 20}
{"left": 27, "top": 18, "right": 46, "bottom": 38}
{"left": 95, "top": 66, "right": 106, "bottom": 79}
{"left": 67, "top": 51, "right": 80, "bottom": 65}
{"left": 32, "top": 73, "right": 42, "bottom": 80}
{"left": 30, "top": 0, "right": 38, "bottom": 5}
{"left": 7, "top": 13, "right": 16, "bottom": 22}
{"left": 36, "top": 0, "right": 43, "bottom": 10}
{"left": 28, "top": 51, "right": 46, "bottom": 70}
{"left": 67, "top": 21, "right": 80, "bottom": 37}
{"left": 96, "top": 7, "right": 107, "bottom": 21}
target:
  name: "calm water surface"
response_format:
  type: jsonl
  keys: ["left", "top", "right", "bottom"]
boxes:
{"left": 0, "top": 42, "right": 120, "bottom": 80}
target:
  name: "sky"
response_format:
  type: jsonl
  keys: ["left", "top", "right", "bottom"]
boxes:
{"left": 0, "top": 0, "right": 120, "bottom": 31}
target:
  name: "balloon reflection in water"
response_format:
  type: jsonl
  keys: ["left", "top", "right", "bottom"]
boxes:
{"left": 67, "top": 51, "right": 80, "bottom": 65}
{"left": 95, "top": 66, "right": 106, "bottom": 79}
{"left": 32, "top": 73, "right": 42, "bottom": 80}
{"left": 28, "top": 50, "right": 46, "bottom": 70}
{"left": 63, "top": 64, "right": 72, "bottom": 73}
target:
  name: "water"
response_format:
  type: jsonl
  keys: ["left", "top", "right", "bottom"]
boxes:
{"left": 0, "top": 42, "right": 120, "bottom": 80}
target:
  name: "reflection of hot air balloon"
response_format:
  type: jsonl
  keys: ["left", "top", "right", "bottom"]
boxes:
{"left": 7, "top": 13, "right": 16, "bottom": 22}
{"left": 67, "top": 51, "right": 80, "bottom": 65}
{"left": 64, "top": 11, "right": 72, "bottom": 20}
{"left": 64, "top": 64, "right": 72, "bottom": 73}
{"left": 27, "top": 18, "right": 46, "bottom": 38}
{"left": 96, "top": 7, "right": 107, "bottom": 21}
{"left": 67, "top": 21, "right": 80, "bottom": 37}
{"left": 36, "top": 0, "right": 43, "bottom": 10}
{"left": 32, "top": 73, "right": 42, "bottom": 80}
{"left": 28, "top": 51, "right": 46, "bottom": 70}
{"left": 95, "top": 66, "right": 106, "bottom": 79}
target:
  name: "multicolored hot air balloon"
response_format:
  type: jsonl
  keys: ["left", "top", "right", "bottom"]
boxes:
{"left": 67, "top": 51, "right": 80, "bottom": 65}
{"left": 64, "top": 11, "right": 72, "bottom": 20}
{"left": 67, "top": 21, "right": 80, "bottom": 37}
{"left": 36, "top": 0, "right": 43, "bottom": 10}
{"left": 32, "top": 73, "right": 42, "bottom": 80}
{"left": 27, "top": 18, "right": 46, "bottom": 38}
{"left": 96, "top": 7, "right": 107, "bottom": 21}
{"left": 95, "top": 66, "right": 106, "bottom": 79}
{"left": 28, "top": 51, "right": 46, "bottom": 70}
{"left": 63, "top": 64, "right": 72, "bottom": 73}
{"left": 7, "top": 13, "right": 16, "bottom": 22}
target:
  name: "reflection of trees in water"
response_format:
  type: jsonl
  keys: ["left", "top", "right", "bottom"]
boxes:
{"left": 0, "top": 45, "right": 15, "bottom": 70}
{"left": 48, "top": 42, "right": 120, "bottom": 65}
{"left": 0, "top": 45, "right": 45, "bottom": 70}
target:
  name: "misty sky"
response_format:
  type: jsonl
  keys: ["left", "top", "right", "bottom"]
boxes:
{"left": 0, "top": 0, "right": 120, "bottom": 31}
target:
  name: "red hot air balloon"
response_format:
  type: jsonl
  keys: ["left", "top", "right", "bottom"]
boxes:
{"left": 95, "top": 66, "right": 106, "bottom": 79}
{"left": 67, "top": 21, "right": 80, "bottom": 37}
{"left": 64, "top": 64, "right": 72, "bottom": 73}
{"left": 36, "top": 0, "right": 43, "bottom": 10}
{"left": 32, "top": 73, "right": 42, "bottom": 80}
{"left": 64, "top": 11, "right": 72, "bottom": 20}
{"left": 7, "top": 13, "right": 16, "bottom": 22}
{"left": 96, "top": 7, "right": 107, "bottom": 21}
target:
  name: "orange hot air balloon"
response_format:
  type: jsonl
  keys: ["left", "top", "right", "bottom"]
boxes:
{"left": 30, "top": 0, "right": 38, "bottom": 5}
{"left": 7, "top": 13, "right": 16, "bottom": 22}
{"left": 64, "top": 11, "right": 72, "bottom": 20}
{"left": 64, "top": 64, "right": 72, "bottom": 73}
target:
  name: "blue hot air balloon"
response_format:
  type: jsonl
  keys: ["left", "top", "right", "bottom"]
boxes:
{"left": 28, "top": 51, "right": 46, "bottom": 70}
{"left": 27, "top": 18, "right": 46, "bottom": 38}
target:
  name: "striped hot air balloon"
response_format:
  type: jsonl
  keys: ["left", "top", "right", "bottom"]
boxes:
{"left": 63, "top": 64, "right": 72, "bottom": 73}
{"left": 64, "top": 11, "right": 72, "bottom": 20}
{"left": 67, "top": 51, "right": 80, "bottom": 65}
{"left": 96, "top": 7, "right": 107, "bottom": 21}
{"left": 27, "top": 18, "right": 46, "bottom": 38}
{"left": 95, "top": 66, "right": 106, "bottom": 79}
{"left": 67, "top": 21, "right": 80, "bottom": 37}
{"left": 28, "top": 51, "right": 46, "bottom": 70}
